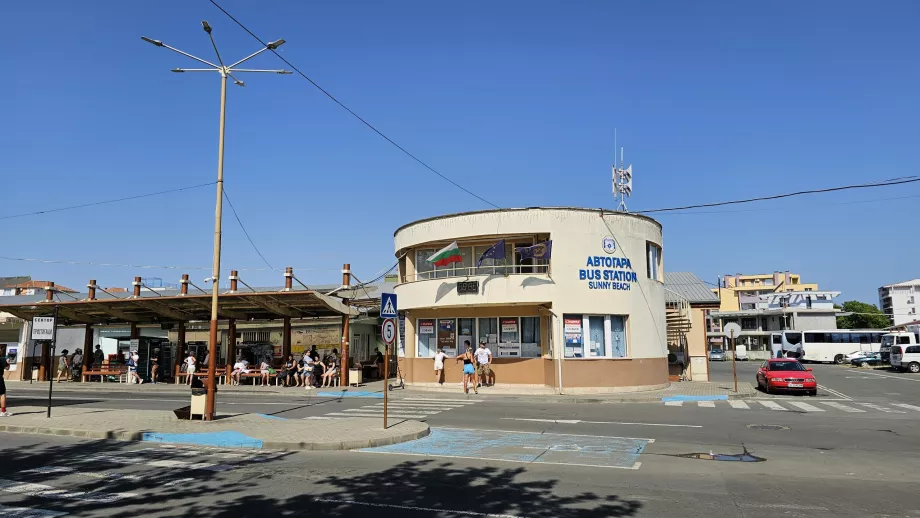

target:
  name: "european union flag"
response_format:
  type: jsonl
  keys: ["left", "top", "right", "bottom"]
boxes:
{"left": 476, "top": 240, "right": 506, "bottom": 268}
{"left": 517, "top": 241, "right": 552, "bottom": 260}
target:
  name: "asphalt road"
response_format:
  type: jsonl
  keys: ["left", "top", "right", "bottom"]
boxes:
{"left": 1, "top": 362, "right": 919, "bottom": 517}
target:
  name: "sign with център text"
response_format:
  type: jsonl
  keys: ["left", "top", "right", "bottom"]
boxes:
{"left": 31, "top": 316, "right": 56, "bottom": 341}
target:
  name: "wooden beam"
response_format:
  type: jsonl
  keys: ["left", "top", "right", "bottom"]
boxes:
{"left": 243, "top": 295, "right": 300, "bottom": 318}
{"left": 55, "top": 307, "right": 98, "bottom": 325}
{"left": 132, "top": 300, "right": 196, "bottom": 322}
{"left": 188, "top": 298, "right": 248, "bottom": 320}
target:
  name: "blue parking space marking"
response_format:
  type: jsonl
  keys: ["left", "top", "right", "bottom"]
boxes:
{"left": 317, "top": 391, "right": 383, "bottom": 398}
{"left": 661, "top": 395, "right": 729, "bottom": 402}
{"left": 360, "top": 427, "right": 651, "bottom": 469}
{"left": 141, "top": 430, "right": 263, "bottom": 449}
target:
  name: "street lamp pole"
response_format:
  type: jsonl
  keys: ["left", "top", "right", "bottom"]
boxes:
{"left": 142, "top": 22, "right": 291, "bottom": 421}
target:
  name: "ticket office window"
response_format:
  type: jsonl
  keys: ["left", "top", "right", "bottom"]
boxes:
{"left": 416, "top": 319, "right": 436, "bottom": 358}
{"left": 564, "top": 315, "right": 628, "bottom": 359}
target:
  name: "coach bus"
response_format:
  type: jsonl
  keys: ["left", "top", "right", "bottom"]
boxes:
{"left": 801, "top": 330, "right": 884, "bottom": 364}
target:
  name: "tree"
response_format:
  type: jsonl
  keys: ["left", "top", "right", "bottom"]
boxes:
{"left": 836, "top": 300, "right": 891, "bottom": 329}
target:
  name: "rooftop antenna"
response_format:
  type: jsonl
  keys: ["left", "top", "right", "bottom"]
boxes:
{"left": 612, "top": 130, "right": 633, "bottom": 212}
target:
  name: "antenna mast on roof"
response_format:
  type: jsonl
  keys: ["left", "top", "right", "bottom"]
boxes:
{"left": 611, "top": 129, "right": 633, "bottom": 212}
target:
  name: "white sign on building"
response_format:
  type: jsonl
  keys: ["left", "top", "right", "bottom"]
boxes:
{"left": 30, "top": 316, "right": 56, "bottom": 341}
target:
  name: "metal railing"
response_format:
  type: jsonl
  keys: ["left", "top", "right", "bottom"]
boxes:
{"left": 404, "top": 263, "right": 550, "bottom": 282}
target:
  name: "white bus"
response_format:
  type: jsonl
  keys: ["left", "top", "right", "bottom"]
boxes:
{"left": 801, "top": 330, "right": 884, "bottom": 364}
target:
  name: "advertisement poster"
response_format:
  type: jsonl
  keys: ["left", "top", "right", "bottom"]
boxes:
{"left": 3, "top": 346, "right": 16, "bottom": 371}
{"left": 500, "top": 319, "right": 518, "bottom": 334}
{"left": 418, "top": 320, "right": 435, "bottom": 335}
{"left": 437, "top": 319, "right": 456, "bottom": 352}
{"left": 398, "top": 314, "right": 406, "bottom": 357}
{"left": 564, "top": 317, "right": 584, "bottom": 358}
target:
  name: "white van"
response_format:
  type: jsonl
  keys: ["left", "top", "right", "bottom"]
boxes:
{"left": 888, "top": 332, "right": 920, "bottom": 373}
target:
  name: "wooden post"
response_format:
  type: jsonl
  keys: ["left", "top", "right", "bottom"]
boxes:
{"left": 341, "top": 263, "right": 351, "bottom": 386}
{"left": 731, "top": 329, "right": 738, "bottom": 393}
{"left": 383, "top": 341, "right": 390, "bottom": 429}
{"left": 175, "top": 322, "right": 186, "bottom": 382}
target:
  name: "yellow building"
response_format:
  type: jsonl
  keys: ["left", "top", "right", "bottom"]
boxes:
{"left": 712, "top": 272, "right": 819, "bottom": 312}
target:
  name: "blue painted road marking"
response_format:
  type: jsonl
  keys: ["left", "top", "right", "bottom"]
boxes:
{"left": 661, "top": 395, "right": 729, "bottom": 402}
{"left": 317, "top": 391, "right": 383, "bottom": 398}
{"left": 360, "top": 427, "right": 651, "bottom": 469}
{"left": 141, "top": 430, "right": 263, "bottom": 449}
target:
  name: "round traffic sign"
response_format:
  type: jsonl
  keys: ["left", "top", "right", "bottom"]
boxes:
{"left": 382, "top": 318, "right": 397, "bottom": 345}
{"left": 723, "top": 322, "right": 741, "bottom": 337}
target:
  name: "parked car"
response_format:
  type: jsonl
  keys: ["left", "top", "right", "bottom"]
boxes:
{"left": 756, "top": 358, "right": 818, "bottom": 395}
{"left": 850, "top": 352, "right": 883, "bottom": 367}
{"left": 888, "top": 332, "right": 920, "bottom": 373}
{"left": 846, "top": 350, "right": 873, "bottom": 362}
{"left": 708, "top": 348, "right": 725, "bottom": 361}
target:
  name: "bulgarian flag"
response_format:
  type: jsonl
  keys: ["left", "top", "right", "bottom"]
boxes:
{"left": 428, "top": 241, "right": 463, "bottom": 267}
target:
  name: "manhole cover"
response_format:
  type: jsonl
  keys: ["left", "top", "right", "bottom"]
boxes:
{"left": 747, "top": 424, "right": 788, "bottom": 431}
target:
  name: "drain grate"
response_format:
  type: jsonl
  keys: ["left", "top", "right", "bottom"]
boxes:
{"left": 747, "top": 424, "right": 789, "bottom": 431}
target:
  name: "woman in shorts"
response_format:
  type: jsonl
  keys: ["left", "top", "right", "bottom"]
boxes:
{"left": 184, "top": 352, "right": 197, "bottom": 385}
{"left": 433, "top": 347, "right": 448, "bottom": 385}
{"left": 56, "top": 350, "right": 70, "bottom": 383}
{"left": 456, "top": 344, "right": 477, "bottom": 394}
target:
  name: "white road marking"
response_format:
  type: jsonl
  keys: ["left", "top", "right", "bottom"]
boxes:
{"left": 817, "top": 385, "right": 851, "bottom": 399}
{"left": 358, "top": 450, "right": 643, "bottom": 470}
{"left": 664, "top": 401, "right": 683, "bottom": 406}
{"left": 343, "top": 408, "right": 441, "bottom": 415}
{"left": 697, "top": 401, "right": 716, "bottom": 408}
{"left": 0, "top": 479, "right": 136, "bottom": 503}
{"left": 891, "top": 403, "right": 920, "bottom": 412}
{"left": 857, "top": 403, "right": 905, "bottom": 413}
{"left": 499, "top": 417, "right": 702, "bottom": 428}
{"left": 738, "top": 502, "right": 829, "bottom": 511}
{"left": 324, "top": 412, "right": 427, "bottom": 419}
{"left": 164, "top": 478, "right": 197, "bottom": 487}
{"left": 0, "top": 504, "right": 68, "bottom": 517}
{"left": 859, "top": 371, "right": 920, "bottom": 382}
{"left": 787, "top": 402, "right": 824, "bottom": 412}
{"left": 371, "top": 403, "right": 462, "bottom": 410}
{"left": 401, "top": 397, "right": 482, "bottom": 403}
{"left": 22, "top": 466, "right": 142, "bottom": 481}
{"left": 758, "top": 401, "right": 787, "bottom": 411}
{"left": 728, "top": 401, "right": 750, "bottom": 409}
{"left": 314, "top": 497, "right": 524, "bottom": 516}
{"left": 821, "top": 402, "right": 866, "bottom": 413}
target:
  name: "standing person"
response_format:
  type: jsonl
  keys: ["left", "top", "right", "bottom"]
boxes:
{"left": 281, "top": 354, "right": 295, "bottom": 387}
{"left": 433, "top": 347, "right": 449, "bottom": 385}
{"left": 184, "top": 352, "right": 197, "bottom": 385}
{"left": 299, "top": 354, "right": 315, "bottom": 390}
{"left": 456, "top": 344, "right": 477, "bottom": 394}
{"left": 0, "top": 352, "right": 11, "bottom": 416}
{"left": 150, "top": 348, "right": 160, "bottom": 384}
{"left": 55, "top": 350, "right": 70, "bottom": 383}
{"left": 71, "top": 349, "right": 84, "bottom": 382}
{"left": 374, "top": 348, "right": 385, "bottom": 379}
{"left": 127, "top": 351, "right": 143, "bottom": 384}
{"left": 93, "top": 345, "right": 104, "bottom": 368}
{"left": 308, "top": 345, "right": 319, "bottom": 362}
{"left": 475, "top": 342, "right": 494, "bottom": 387}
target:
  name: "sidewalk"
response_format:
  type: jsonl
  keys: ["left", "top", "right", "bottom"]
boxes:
{"left": 7, "top": 378, "right": 757, "bottom": 402}
{"left": 0, "top": 405, "right": 429, "bottom": 451}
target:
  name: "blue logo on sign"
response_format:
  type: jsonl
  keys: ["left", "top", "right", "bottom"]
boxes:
{"left": 602, "top": 237, "right": 616, "bottom": 254}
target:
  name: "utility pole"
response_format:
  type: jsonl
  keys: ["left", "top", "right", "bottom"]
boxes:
{"left": 142, "top": 22, "right": 291, "bottom": 420}
{"left": 341, "top": 264, "right": 351, "bottom": 386}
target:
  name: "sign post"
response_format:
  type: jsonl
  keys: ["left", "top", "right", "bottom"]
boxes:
{"left": 32, "top": 310, "right": 58, "bottom": 418}
{"left": 381, "top": 317, "right": 397, "bottom": 429}
{"left": 723, "top": 322, "right": 742, "bottom": 393}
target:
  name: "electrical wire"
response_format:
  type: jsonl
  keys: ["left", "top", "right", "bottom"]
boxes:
{"left": 207, "top": 0, "right": 499, "bottom": 209}
{"left": 635, "top": 176, "right": 920, "bottom": 214}
{"left": 222, "top": 188, "right": 275, "bottom": 271}
{"left": 0, "top": 255, "right": 338, "bottom": 273}
{"left": 653, "top": 191, "right": 920, "bottom": 216}
{"left": 0, "top": 182, "right": 217, "bottom": 221}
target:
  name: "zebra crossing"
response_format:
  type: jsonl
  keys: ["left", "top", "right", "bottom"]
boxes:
{"left": 0, "top": 444, "right": 289, "bottom": 517}
{"left": 662, "top": 399, "right": 920, "bottom": 415}
{"left": 310, "top": 397, "right": 482, "bottom": 420}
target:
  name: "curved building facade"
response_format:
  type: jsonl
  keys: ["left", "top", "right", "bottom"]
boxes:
{"left": 393, "top": 207, "right": 668, "bottom": 393}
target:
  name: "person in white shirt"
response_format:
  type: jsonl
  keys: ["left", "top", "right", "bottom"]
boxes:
{"left": 433, "top": 347, "right": 449, "bottom": 385}
{"left": 475, "top": 342, "right": 493, "bottom": 387}
{"left": 231, "top": 359, "right": 250, "bottom": 386}
{"left": 184, "top": 353, "right": 197, "bottom": 386}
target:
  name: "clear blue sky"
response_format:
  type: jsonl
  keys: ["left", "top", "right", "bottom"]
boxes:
{"left": 3, "top": 1, "right": 918, "bottom": 303}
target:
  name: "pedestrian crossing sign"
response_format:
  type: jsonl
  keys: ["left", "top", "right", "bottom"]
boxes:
{"left": 380, "top": 293, "right": 398, "bottom": 318}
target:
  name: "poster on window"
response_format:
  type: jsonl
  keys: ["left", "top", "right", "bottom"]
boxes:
{"left": 500, "top": 319, "right": 518, "bottom": 334}
{"left": 398, "top": 314, "right": 406, "bottom": 357}
{"left": 564, "top": 317, "right": 583, "bottom": 358}
{"left": 437, "top": 319, "right": 456, "bottom": 352}
{"left": 418, "top": 320, "right": 435, "bottom": 335}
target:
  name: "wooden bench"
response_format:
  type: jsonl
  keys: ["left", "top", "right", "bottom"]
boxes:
{"left": 174, "top": 366, "right": 226, "bottom": 385}
{"left": 81, "top": 367, "right": 128, "bottom": 383}
{"left": 231, "top": 368, "right": 281, "bottom": 386}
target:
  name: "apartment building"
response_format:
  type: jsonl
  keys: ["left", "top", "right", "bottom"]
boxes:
{"left": 878, "top": 279, "right": 920, "bottom": 326}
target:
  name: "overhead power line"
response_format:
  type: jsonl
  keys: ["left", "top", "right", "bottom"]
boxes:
{"left": 207, "top": 0, "right": 500, "bottom": 209}
{"left": 222, "top": 188, "right": 275, "bottom": 271}
{"left": 0, "top": 255, "right": 339, "bottom": 273}
{"left": 0, "top": 181, "right": 217, "bottom": 221}
{"left": 636, "top": 176, "right": 920, "bottom": 214}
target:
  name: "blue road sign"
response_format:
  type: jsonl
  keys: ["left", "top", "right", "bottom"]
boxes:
{"left": 380, "top": 293, "right": 398, "bottom": 318}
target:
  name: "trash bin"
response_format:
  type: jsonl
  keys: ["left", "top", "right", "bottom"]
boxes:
{"left": 190, "top": 388, "right": 207, "bottom": 420}
{"left": 349, "top": 368, "right": 362, "bottom": 387}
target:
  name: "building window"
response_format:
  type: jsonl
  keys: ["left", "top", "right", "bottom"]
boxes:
{"left": 416, "top": 319, "right": 436, "bottom": 358}
{"left": 520, "top": 317, "right": 541, "bottom": 358}
{"left": 646, "top": 242, "right": 662, "bottom": 281}
{"left": 741, "top": 318, "right": 757, "bottom": 330}
{"left": 563, "top": 314, "right": 628, "bottom": 359}
{"left": 477, "top": 318, "right": 498, "bottom": 347}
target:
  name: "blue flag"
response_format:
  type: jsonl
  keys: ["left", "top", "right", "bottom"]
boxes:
{"left": 517, "top": 241, "right": 552, "bottom": 260}
{"left": 477, "top": 239, "right": 506, "bottom": 268}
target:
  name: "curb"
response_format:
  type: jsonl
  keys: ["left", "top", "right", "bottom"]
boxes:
{"left": 0, "top": 423, "right": 430, "bottom": 451}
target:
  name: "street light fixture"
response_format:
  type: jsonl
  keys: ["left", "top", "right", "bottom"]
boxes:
{"left": 141, "top": 21, "right": 290, "bottom": 422}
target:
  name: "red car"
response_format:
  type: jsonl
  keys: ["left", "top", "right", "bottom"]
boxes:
{"left": 756, "top": 359, "right": 817, "bottom": 396}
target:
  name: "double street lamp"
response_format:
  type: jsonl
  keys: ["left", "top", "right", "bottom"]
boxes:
{"left": 142, "top": 22, "right": 291, "bottom": 421}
